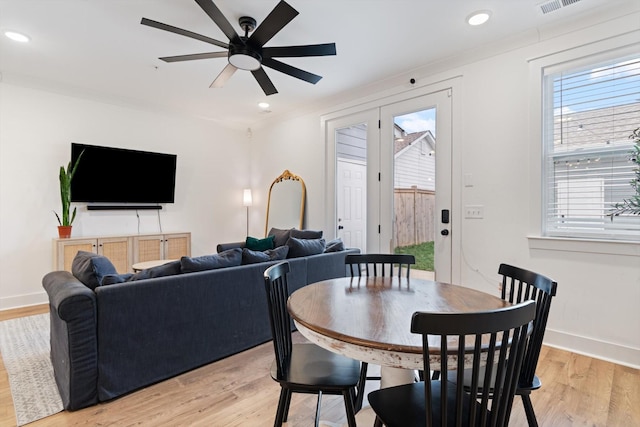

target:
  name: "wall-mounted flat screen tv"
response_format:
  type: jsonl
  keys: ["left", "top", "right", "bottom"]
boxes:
{"left": 70, "top": 143, "right": 177, "bottom": 204}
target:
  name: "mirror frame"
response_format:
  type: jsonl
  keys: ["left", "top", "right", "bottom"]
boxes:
{"left": 265, "top": 169, "right": 306, "bottom": 236}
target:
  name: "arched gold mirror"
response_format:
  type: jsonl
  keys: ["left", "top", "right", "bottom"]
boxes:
{"left": 265, "top": 170, "right": 306, "bottom": 236}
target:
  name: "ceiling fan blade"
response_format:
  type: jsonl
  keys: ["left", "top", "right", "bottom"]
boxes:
{"left": 262, "top": 43, "right": 336, "bottom": 58}
{"left": 249, "top": 0, "right": 298, "bottom": 47}
{"left": 210, "top": 63, "right": 237, "bottom": 88}
{"left": 141, "top": 18, "right": 229, "bottom": 49}
{"left": 261, "top": 57, "right": 322, "bottom": 84}
{"left": 194, "top": 0, "right": 242, "bottom": 44}
{"left": 160, "top": 52, "right": 228, "bottom": 63}
{"left": 251, "top": 68, "right": 278, "bottom": 96}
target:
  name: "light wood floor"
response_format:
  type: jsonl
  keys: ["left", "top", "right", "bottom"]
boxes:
{"left": 1, "top": 305, "right": 638, "bottom": 426}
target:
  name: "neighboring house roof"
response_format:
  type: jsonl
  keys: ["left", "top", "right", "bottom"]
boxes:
{"left": 554, "top": 102, "right": 639, "bottom": 152}
{"left": 395, "top": 130, "right": 436, "bottom": 156}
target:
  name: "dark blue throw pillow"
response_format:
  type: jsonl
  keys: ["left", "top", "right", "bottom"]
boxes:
{"left": 324, "top": 237, "right": 345, "bottom": 253}
{"left": 286, "top": 237, "right": 326, "bottom": 258}
{"left": 71, "top": 250, "right": 118, "bottom": 290}
{"left": 241, "top": 245, "right": 290, "bottom": 265}
{"left": 180, "top": 248, "right": 242, "bottom": 273}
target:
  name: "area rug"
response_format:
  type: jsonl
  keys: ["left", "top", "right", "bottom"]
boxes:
{"left": 0, "top": 314, "right": 63, "bottom": 426}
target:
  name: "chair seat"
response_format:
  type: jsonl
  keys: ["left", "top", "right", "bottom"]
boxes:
{"left": 368, "top": 381, "right": 490, "bottom": 427}
{"left": 448, "top": 364, "right": 543, "bottom": 396}
{"left": 270, "top": 343, "right": 361, "bottom": 391}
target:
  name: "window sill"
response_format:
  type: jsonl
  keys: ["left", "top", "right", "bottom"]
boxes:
{"left": 527, "top": 236, "right": 640, "bottom": 257}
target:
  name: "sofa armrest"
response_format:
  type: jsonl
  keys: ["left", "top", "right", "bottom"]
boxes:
{"left": 216, "top": 241, "right": 246, "bottom": 253}
{"left": 42, "top": 271, "right": 98, "bottom": 410}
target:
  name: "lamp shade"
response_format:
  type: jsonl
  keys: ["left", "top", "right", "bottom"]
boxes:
{"left": 243, "top": 189, "right": 253, "bottom": 207}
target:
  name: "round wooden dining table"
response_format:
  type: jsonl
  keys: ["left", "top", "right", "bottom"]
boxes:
{"left": 288, "top": 275, "right": 511, "bottom": 373}
{"left": 288, "top": 275, "right": 512, "bottom": 424}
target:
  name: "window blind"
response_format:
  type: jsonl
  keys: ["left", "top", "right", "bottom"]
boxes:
{"left": 543, "top": 56, "right": 640, "bottom": 241}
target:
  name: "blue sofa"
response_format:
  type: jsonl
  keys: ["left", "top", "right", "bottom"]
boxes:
{"left": 43, "top": 247, "right": 357, "bottom": 411}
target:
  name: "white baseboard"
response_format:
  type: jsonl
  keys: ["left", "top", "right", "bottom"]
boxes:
{"left": 0, "top": 291, "right": 48, "bottom": 311}
{"left": 544, "top": 328, "right": 640, "bottom": 369}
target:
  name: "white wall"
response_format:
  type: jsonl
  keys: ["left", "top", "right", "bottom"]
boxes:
{"left": 251, "top": 14, "right": 640, "bottom": 367}
{"left": 0, "top": 83, "right": 249, "bottom": 309}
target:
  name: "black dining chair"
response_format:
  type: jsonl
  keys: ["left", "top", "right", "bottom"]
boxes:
{"left": 496, "top": 263, "right": 558, "bottom": 426}
{"left": 345, "top": 253, "right": 416, "bottom": 279}
{"left": 263, "top": 261, "right": 362, "bottom": 427}
{"left": 345, "top": 253, "right": 416, "bottom": 410}
{"left": 445, "top": 263, "right": 557, "bottom": 426}
{"left": 368, "top": 300, "right": 536, "bottom": 427}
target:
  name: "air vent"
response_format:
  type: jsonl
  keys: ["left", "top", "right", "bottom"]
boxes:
{"left": 538, "top": 0, "right": 582, "bottom": 14}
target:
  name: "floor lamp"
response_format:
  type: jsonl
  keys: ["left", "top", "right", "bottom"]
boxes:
{"left": 243, "top": 189, "right": 252, "bottom": 236}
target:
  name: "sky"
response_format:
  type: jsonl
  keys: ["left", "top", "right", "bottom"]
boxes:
{"left": 394, "top": 108, "right": 436, "bottom": 136}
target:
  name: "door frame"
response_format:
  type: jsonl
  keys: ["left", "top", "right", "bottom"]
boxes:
{"left": 322, "top": 77, "right": 463, "bottom": 283}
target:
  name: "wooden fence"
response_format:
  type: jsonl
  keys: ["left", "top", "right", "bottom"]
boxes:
{"left": 394, "top": 186, "right": 435, "bottom": 247}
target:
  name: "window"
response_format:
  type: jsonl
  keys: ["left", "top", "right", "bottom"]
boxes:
{"left": 542, "top": 54, "right": 640, "bottom": 241}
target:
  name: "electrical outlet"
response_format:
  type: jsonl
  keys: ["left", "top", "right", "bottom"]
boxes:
{"left": 465, "top": 205, "right": 484, "bottom": 219}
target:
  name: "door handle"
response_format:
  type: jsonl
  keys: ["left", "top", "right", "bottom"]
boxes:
{"left": 338, "top": 225, "right": 344, "bottom": 230}
{"left": 441, "top": 229, "right": 449, "bottom": 236}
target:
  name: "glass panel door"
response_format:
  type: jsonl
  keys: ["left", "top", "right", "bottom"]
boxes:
{"left": 325, "top": 109, "right": 380, "bottom": 251}
{"left": 380, "top": 90, "right": 452, "bottom": 282}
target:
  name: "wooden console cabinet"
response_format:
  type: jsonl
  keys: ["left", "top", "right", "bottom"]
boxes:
{"left": 53, "top": 232, "right": 191, "bottom": 273}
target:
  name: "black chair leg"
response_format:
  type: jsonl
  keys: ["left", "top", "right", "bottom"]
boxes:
{"left": 275, "top": 388, "right": 290, "bottom": 426}
{"left": 521, "top": 393, "right": 539, "bottom": 427}
{"left": 314, "top": 391, "right": 323, "bottom": 427}
{"left": 282, "top": 389, "right": 292, "bottom": 422}
{"left": 355, "top": 361, "right": 368, "bottom": 411}
{"left": 342, "top": 389, "right": 357, "bottom": 427}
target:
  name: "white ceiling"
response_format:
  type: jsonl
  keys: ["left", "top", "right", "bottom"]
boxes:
{"left": 0, "top": 0, "right": 636, "bottom": 129}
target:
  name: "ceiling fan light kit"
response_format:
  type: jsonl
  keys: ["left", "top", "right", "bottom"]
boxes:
{"left": 141, "top": 0, "right": 337, "bottom": 95}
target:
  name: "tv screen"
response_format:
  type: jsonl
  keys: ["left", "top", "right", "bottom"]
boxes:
{"left": 70, "top": 143, "right": 177, "bottom": 204}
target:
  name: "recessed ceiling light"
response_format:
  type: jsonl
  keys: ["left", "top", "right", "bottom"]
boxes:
{"left": 4, "top": 31, "right": 30, "bottom": 43}
{"left": 467, "top": 11, "right": 491, "bottom": 26}
{"left": 258, "top": 102, "right": 270, "bottom": 109}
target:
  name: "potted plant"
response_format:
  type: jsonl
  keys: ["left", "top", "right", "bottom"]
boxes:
{"left": 609, "top": 127, "right": 640, "bottom": 217}
{"left": 54, "top": 151, "right": 84, "bottom": 238}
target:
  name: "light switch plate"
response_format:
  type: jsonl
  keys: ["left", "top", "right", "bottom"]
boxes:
{"left": 465, "top": 205, "right": 484, "bottom": 219}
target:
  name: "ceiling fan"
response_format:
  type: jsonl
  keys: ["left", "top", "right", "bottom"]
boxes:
{"left": 141, "top": 0, "right": 337, "bottom": 96}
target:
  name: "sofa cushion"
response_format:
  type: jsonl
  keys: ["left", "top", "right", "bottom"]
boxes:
{"left": 241, "top": 245, "right": 289, "bottom": 265}
{"left": 324, "top": 237, "right": 345, "bottom": 253}
{"left": 71, "top": 251, "right": 118, "bottom": 290}
{"left": 128, "top": 260, "right": 182, "bottom": 281}
{"left": 245, "top": 235, "right": 275, "bottom": 251}
{"left": 180, "top": 248, "right": 242, "bottom": 273}
{"left": 286, "top": 237, "right": 326, "bottom": 258}
{"left": 290, "top": 229, "right": 323, "bottom": 239}
{"left": 268, "top": 227, "right": 292, "bottom": 247}
{"left": 101, "top": 273, "right": 134, "bottom": 286}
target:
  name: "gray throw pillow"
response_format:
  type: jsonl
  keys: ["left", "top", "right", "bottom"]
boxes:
{"left": 268, "top": 227, "right": 292, "bottom": 247}
{"left": 241, "top": 245, "right": 290, "bottom": 265}
{"left": 180, "top": 248, "right": 242, "bottom": 273}
{"left": 324, "top": 237, "right": 345, "bottom": 253}
{"left": 286, "top": 237, "right": 326, "bottom": 258}
{"left": 71, "top": 250, "right": 118, "bottom": 290}
{"left": 128, "top": 260, "right": 182, "bottom": 281}
{"left": 290, "top": 229, "right": 323, "bottom": 239}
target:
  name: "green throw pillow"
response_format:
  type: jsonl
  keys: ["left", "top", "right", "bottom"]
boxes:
{"left": 245, "top": 235, "right": 275, "bottom": 251}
